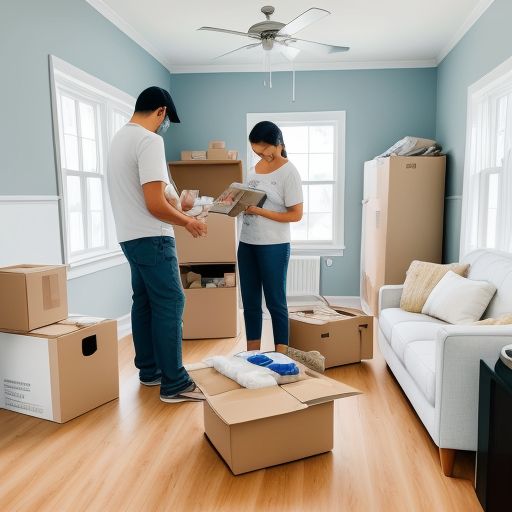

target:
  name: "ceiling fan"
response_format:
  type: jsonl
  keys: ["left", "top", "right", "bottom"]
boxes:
{"left": 198, "top": 5, "right": 350, "bottom": 61}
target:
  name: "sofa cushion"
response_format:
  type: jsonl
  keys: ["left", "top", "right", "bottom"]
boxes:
{"left": 463, "top": 249, "right": 512, "bottom": 318}
{"left": 403, "top": 340, "right": 436, "bottom": 406}
{"left": 391, "top": 321, "right": 444, "bottom": 362}
{"left": 379, "top": 307, "right": 446, "bottom": 341}
{"left": 422, "top": 271, "right": 496, "bottom": 324}
{"left": 400, "top": 260, "right": 469, "bottom": 313}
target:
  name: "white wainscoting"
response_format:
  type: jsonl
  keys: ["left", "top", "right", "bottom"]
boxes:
{"left": 0, "top": 196, "right": 63, "bottom": 266}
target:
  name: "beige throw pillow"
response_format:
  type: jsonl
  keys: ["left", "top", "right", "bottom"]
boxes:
{"left": 474, "top": 313, "right": 512, "bottom": 325}
{"left": 400, "top": 260, "right": 470, "bottom": 313}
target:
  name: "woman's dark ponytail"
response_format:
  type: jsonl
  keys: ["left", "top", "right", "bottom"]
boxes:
{"left": 249, "top": 121, "right": 287, "bottom": 158}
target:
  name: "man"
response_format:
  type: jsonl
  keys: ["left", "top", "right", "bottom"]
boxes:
{"left": 108, "top": 86, "right": 206, "bottom": 403}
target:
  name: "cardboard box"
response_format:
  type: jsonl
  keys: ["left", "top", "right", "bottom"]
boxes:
{"left": 180, "top": 264, "right": 239, "bottom": 339}
{"left": 174, "top": 214, "right": 237, "bottom": 264}
{"left": 289, "top": 306, "right": 373, "bottom": 368}
{"left": 207, "top": 149, "right": 229, "bottom": 160}
{"left": 0, "top": 264, "right": 68, "bottom": 332}
{"left": 181, "top": 150, "right": 207, "bottom": 161}
{"left": 208, "top": 140, "right": 226, "bottom": 149}
{"left": 188, "top": 365, "right": 361, "bottom": 474}
{"left": 169, "top": 160, "right": 243, "bottom": 200}
{"left": 0, "top": 318, "right": 119, "bottom": 423}
{"left": 360, "top": 156, "right": 445, "bottom": 315}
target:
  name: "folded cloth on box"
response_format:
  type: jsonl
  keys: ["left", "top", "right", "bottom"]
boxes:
{"left": 202, "top": 352, "right": 304, "bottom": 389}
{"left": 289, "top": 305, "right": 351, "bottom": 325}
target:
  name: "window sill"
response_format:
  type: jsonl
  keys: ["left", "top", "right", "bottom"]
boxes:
{"left": 68, "top": 249, "right": 127, "bottom": 279}
{"left": 291, "top": 246, "right": 345, "bottom": 257}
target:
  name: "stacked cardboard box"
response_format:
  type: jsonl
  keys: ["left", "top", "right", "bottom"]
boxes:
{"left": 0, "top": 264, "right": 119, "bottom": 422}
{"left": 181, "top": 141, "right": 238, "bottom": 161}
{"left": 169, "top": 160, "right": 243, "bottom": 339}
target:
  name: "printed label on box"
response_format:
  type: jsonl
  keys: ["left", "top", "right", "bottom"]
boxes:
{"left": 0, "top": 334, "right": 53, "bottom": 420}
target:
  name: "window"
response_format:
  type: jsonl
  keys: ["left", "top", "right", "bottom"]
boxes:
{"left": 461, "top": 56, "right": 512, "bottom": 257}
{"left": 247, "top": 111, "right": 345, "bottom": 255}
{"left": 50, "top": 56, "right": 134, "bottom": 278}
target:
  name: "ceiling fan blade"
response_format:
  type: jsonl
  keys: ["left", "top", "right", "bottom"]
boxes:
{"left": 275, "top": 42, "right": 300, "bottom": 61}
{"left": 214, "top": 42, "right": 262, "bottom": 60}
{"left": 283, "top": 38, "right": 349, "bottom": 55}
{"left": 277, "top": 8, "right": 330, "bottom": 36}
{"left": 198, "top": 26, "right": 260, "bottom": 40}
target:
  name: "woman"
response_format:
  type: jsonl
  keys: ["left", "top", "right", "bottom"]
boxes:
{"left": 238, "top": 121, "right": 325, "bottom": 372}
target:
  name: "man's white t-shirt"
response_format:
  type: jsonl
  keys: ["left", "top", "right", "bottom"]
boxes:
{"left": 239, "top": 161, "right": 303, "bottom": 245}
{"left": 108, "top": 123, "right": 173, "bottom": 243}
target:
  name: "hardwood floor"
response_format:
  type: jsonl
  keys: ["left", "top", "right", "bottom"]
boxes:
{"left": 0, "top": 319, "right": 482, "bottom": 512}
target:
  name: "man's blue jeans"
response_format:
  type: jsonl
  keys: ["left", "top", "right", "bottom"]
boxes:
{"left": 237, "top": 241, "right": 291, "bottom": 345}
{"left": 120, "top": 236, "right": 192, "bottom": 395}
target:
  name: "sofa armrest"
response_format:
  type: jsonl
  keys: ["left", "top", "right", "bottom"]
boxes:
{"left": 378, "top": 285, "right": 404, "bottom": 313}
{"left": 435, "top": 325, "right": 512, "bottom": 450}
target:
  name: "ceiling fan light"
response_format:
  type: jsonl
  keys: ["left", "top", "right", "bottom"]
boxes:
{"left": 262, "top": 38, "right": 273, "bottom": 51}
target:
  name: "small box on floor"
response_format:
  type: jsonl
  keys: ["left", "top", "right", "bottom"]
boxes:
{"left": 0, "top": 264, "right": 68, "bottom": 332}
{"left": 289, "top": 306, "right": 373, "bottom": 368}
{"left": 0, "top": 318, "right": 119, "bottom": 423}
{"left": 188, "top": 365, "right": 361, "bottom": 475}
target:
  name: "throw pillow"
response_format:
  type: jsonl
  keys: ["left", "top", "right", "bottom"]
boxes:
{"left": 400, "top": 261, "right": 470, "bottom": 313}
{"left": 473, "top": 313, "right": 512, "bottom": 325}
{"left": 422, "top": 271, "right": 497, "bottom": 324}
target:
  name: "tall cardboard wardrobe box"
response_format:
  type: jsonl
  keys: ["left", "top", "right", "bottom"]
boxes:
{"left": 360, "top": 156, "right": 446, "bottom": 315}
{"left": 0, "top": 264, "right": 68, "bottom": 331}
{"left": 168, "top": 160, "right": 243, "bottom": 339}
{"left": 0, "top": 319, "right": 119, "bottom": 423}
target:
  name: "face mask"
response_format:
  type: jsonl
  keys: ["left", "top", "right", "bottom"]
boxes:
{"left": 157, "top": 115, "right": 170, "bottom": 135}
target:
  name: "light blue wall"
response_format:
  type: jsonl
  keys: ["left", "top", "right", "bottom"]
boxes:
{"left": 1, "top": 0, "right": 170, "bottom": 317}
{"left": 167, "top": 68, "right": 438, "bottom": 295}
{"left": 436, "top": 0, "right": 512, "bottom": 262}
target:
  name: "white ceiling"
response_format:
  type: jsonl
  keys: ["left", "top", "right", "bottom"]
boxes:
{"left": 87, "top": 0, "right": 494, "bottom": 73}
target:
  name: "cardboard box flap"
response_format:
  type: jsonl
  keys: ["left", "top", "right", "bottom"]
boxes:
{"left": 208, "top": 387, "right": 307, "bottom": 425}
{"left": 0, "top": 264, "right": 66, "bottom": 274}
{"left": 282, "top": 374, "right": 361, "bottom": 405}
{"left": 29, "top": 323, "right": 81, "bottom": 337}
{"left": 188, "top": 367, "right": 242, "bottom": 396}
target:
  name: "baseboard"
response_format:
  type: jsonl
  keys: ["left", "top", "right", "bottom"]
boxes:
{"left": 117, "top": 313, "right": 132, "bottom": 340}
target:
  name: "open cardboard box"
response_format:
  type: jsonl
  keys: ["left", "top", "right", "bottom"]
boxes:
{"left": 289, "top": 306, "right": 373, "bottom": 368}
{"left": 0, "top": 318, "right": 119, "bottom": 423}
{"left": 188, "top": 364, "right": 361, "bottom": 474}
{"left": 0, "top": 264, "right": 68, "bottom": 332}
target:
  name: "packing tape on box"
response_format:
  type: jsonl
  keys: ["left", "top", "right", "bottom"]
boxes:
{"left": 42, "top": 274, "right": 60, "bottom": 310}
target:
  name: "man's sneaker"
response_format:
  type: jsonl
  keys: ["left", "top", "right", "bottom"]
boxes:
{"left": 140, "top": 376, "right": 162, "bottom": 386}
{"left": 160, "top": 383, "right": 206, "bottom": 403}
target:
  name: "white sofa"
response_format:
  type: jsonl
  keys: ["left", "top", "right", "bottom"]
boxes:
{"left": 378, "top": 249, "right": 512, "bottom": 476}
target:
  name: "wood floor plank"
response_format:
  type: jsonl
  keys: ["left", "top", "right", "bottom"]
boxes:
{"left": 0, "top": 318, "right": 482, "bottom": 512}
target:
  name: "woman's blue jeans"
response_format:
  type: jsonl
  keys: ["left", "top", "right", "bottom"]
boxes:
{"left": 237, "top": 241, "right": 290, "bottom": 345}
{"left": 120, "top": 236, "right": 192, "bottom": 395}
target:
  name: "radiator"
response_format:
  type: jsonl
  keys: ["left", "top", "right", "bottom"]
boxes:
{"left": 286, "top": 256, "right": 321, "bottom": 296}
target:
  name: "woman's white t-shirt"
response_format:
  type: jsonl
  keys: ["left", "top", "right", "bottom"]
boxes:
{"left": 239, "top": 161, "right": 303, "bottom": 245}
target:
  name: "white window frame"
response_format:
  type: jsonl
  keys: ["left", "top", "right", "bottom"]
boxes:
{"left": 49, "top": 56, "right": 134, "bottom": 279}
{"left": 461, "top": 55, "right": 512, "bottom": 257}
{"left": 246, "top": 111, "right": 346, "bottom": 256}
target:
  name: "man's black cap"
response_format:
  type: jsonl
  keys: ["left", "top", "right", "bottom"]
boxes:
{"left": 135, "top": 86, "right": 180, "bottom": 123}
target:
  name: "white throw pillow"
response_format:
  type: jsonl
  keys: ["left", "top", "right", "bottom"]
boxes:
{"left": 422, "top": 271, "right": 496, "bottom": 324}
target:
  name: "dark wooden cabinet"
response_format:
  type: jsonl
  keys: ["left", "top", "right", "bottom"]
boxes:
{"left": 476, "top": 360, "right": 512, "bottom": 511}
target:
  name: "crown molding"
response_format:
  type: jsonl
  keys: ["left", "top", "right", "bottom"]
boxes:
{"left": 170, "top": 59, "right": 437, "bottom": 74}
{"left": 87, "top": 0, "right": 494, "bottom": 75}
{"left": 436, "top": 0, "right": 495, "bottom": 64}
{"left": 85, "top": 0, "right": 174, "bottom": 71}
